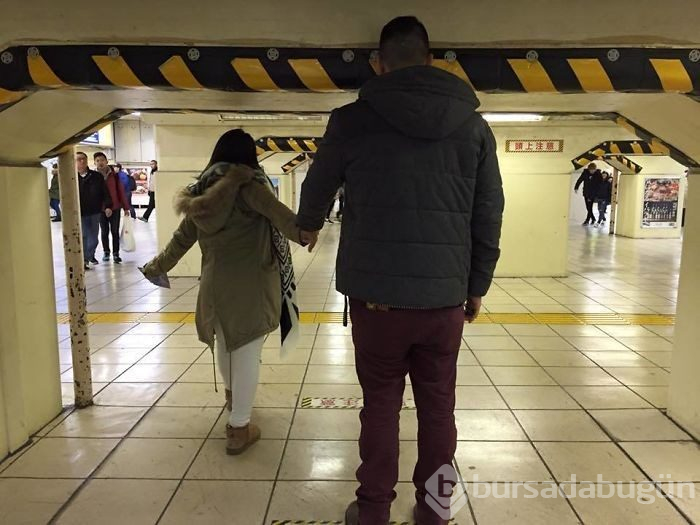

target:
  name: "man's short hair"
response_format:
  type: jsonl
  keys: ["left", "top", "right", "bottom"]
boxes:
{"left": 116, "top": 163, "right": 123, "bottom": 170}
{"left": 379, "top": 16, "right": 430, "bottom": 71}
{"left": 76, "top": 151, "right": 88, "bottom": 160}
{"left": 93, "top": 152, "right": 107, "bottom": 161}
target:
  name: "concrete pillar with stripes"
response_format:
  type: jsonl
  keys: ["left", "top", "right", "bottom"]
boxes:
{"left": 57, "top": 147, "right": 93, "bottom": 408}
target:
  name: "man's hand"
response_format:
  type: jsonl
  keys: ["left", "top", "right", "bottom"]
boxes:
{"left": 105, "top": 208, "right": 113, "bottom": 218}
{"left": 123, "top": 209, "right": 129, "bottom": 217}
{"left": 464, "top": 296, "right": 482, "bottom": 323}
{"left": 300, "top": 230, "right": 319, "bottom": 252}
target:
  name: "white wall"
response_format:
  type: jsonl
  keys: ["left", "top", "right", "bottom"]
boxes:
{"left": 0, "top": 166, "right": 62, "bottom": 458}
{"left": 153, "top": 119, "right": 656, "bottom": 278}
{"left": 114, "top": 119, "right": 156, "bottom": 164}
{"left": 491, "top": 122, "right": 638, "bottom": 277}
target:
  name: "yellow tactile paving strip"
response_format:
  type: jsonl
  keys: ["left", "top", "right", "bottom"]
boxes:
{"left": 56, "top": 312, "right": 676, "bottom": 326}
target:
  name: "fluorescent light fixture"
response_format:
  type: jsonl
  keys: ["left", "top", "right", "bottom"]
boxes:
{"left": 218, "top": 113, "right": 325, "bottom": 122}
{"left": 131, "top": 111, "right": 142, "bottom": 117}
{"left": 481, "top": 113, "right": 544, "bottom": 122}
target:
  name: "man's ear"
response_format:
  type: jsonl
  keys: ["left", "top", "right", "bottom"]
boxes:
{"left": 426, "top": 53, "right": 434, "bottom": 66}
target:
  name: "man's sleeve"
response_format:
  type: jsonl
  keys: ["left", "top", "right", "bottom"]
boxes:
{"left": 574, "top": 172, "right": 585, "bottom": 191}
{"left": 469, "top": 122, "right": 505, "bottom": 298}
{"left": 297, "top": 110, "right": 345, "bottom": 231}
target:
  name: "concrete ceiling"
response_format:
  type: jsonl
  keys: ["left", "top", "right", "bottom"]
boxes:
{"left": 3, "top": 0, "right": 700, "bottom": 49}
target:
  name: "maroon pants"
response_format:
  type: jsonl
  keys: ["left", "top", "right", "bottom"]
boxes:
{"left": 350, "top": 299, "right": 464, "bottom": 525}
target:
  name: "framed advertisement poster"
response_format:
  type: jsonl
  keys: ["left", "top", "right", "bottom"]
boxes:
{"left": 641, "top": 178, "right": 680, "bottom": 228}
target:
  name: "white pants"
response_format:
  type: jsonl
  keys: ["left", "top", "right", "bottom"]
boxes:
{"left": 215, "top": 325, "right": 264, "bottom": 428}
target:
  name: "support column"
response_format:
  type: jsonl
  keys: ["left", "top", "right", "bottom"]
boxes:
{"left": 669, "top": 169, "right": 700, "bottom": 437}
{"left": 0, "top": 165, "right": 62, "bottom": 457}
{"left": 57, "top": 149, "right": 93, "bottom": 408}
{"left": 609, "top": 169, "right": 619, "bottom": 235}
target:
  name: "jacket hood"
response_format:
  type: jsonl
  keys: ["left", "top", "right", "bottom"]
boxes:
{"left": 174, "top": 163, "right": 255, "bottom": 221}
{"left": 359, "top": 65, "right": 480, "bottom": 140}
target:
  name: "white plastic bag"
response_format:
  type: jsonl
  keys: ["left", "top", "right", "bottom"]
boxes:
{"left": 121, "top": 216, "right": 136, "bottom": 252}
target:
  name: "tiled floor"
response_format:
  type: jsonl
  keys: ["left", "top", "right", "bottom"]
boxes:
{"left": 0, "top": 219, "right": 695, "bottom": 524}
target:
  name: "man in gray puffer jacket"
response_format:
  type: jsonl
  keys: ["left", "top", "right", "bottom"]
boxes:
{"left": 297, "top": 16, "right": 504, "bottom": 525}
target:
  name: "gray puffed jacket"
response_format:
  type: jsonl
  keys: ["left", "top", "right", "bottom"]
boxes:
{"left": 297, "top": 65, "right": 505, "bottom": 308}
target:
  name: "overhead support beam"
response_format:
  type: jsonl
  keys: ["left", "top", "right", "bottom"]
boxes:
{"left": 281, "top": 153, "right": 312, "bottom": 173}
{"left": 0, "top": 45, "right": 699, "bottom": 114}
{"left": 255, "top": 136, "right": 319, "bottom": 155}
{"left": 572, "top": 136, "right": 699, "bottom": 171}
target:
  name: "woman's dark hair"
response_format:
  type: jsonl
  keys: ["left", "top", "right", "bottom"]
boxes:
{"left": 207, "top": 129, "right": 260, "bottom": 170}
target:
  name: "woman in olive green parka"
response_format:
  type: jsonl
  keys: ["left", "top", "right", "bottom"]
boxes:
{"left": 143, "top": 130, "right": 308, "bottom": 455}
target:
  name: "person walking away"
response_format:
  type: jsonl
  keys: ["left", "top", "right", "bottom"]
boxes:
{"left": 336, "top": 184, "right": 345, "bottom": 219}
{"left": 94, "top": 153, "right": 129, "bottom": 263}
{"left": 325, "top": 191, "right": 337, "bottom": 223}
{"left": 297, "top": 16, "right": 504, "bottom": 525}
{"left": 142, "top": 130, "right": 316, "bottom": 455}
{"left": 116, "top": 163, "right": 137, "bottom": 219}
{"left": 77, "top": 151, "right": 111, "bottom": 270}
{"left": 49, "top": 163, "right": 61, "bottom": 222}
{"left": 141, "top": 159, "right": 158, "bottom": 222}
{"left": 596, "top": 171, "right": 613, "bottom": 225}
{"left": 575, "top": 163, "right": 603, "bottom": 226}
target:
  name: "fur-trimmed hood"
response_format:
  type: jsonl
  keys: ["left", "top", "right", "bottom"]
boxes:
{"left": 173, "top": 162, "right": 256, "bottom": 234}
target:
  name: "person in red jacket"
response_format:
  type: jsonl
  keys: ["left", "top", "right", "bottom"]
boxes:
{"left": 94, "top": 152, "right": 129, "bottom": 263}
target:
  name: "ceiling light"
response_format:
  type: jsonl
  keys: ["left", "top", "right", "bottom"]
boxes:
{"left": 481, "top": 113, "right": 544, "bottom": 122}
{"left": 131, "top": 111, "right": 142, "bottom": 117}
{"left": 218, "top": 113, "right": 325, "bottom": 122}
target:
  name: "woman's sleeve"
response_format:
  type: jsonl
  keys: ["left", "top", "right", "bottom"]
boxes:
{"left": 240, "top": 182, "right": 302, "bottom": 244}
{"left": 143, "top": 217, "right": 198, "bottom": 275}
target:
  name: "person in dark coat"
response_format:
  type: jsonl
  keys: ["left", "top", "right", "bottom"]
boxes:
{"left": 48, "top": 163, "right": 61, "bottom": 222}
{"left": 297, "top": 16, "right": 504, "bottom": 525}
{"left": 77, "top": 151, "right": 111, "bottom": 270}
{"left": 596, "top": 171, "right": 613, "bottom": 224}
{"left": 575, "top": 163, "right": 603, "bottom": 225}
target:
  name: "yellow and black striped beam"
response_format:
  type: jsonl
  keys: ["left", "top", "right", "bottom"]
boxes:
{"left": 572, "top": 137, "right": 697, "bottom": 170}
{"left": 255, "top": 136, "right": 319, "bottom": 155}
{"left": 1, "top": 45, "right": 699, "bottom": 111}
{"left": 281, "top": 153, "right": 312, "bottom": 173}
{"left": 614, "top": 116, "right": 698, "bottom": 167}
{"left": 606, "top": 155, "right": 643, "bottom": 174}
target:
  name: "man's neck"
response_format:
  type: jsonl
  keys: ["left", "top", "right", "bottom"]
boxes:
{"left": 78, "top": 169, "right": 89, "bottom": 176}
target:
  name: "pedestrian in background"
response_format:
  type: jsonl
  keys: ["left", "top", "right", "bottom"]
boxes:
{"left": 77, "top": 151, "right": 110, "bottom": 270}
{"left": 141, "top": 159, "right": 158, "bottom": 222}
{"left": 49, "top": 163, "right": 61, "bottom": 222}
{"left": 575, "top": 163, "right": 603, "bottom": 226}
{"left": 116, "top": 163, "right": 137, "bottom": 219}
{"left": 94, "top": 152, "right": 129, "bottom": 264}
{"left": 596, "top": 171, "right": 613, "bottom": 225}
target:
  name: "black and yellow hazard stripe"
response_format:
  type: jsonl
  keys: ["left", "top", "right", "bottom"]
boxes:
{"left": 0, "top": 45, "right": 699, "bottom": 101}
{"left": 606, "top": 155, "right": 643, "bottom": 174}
{"left": 281, "top": 153, "right": 312, "bottom": 173}
{"left": 255, "top": 136, "right": 319, "bottom": 155}
{"left": 614, "top": 116, "right": 697, "bottom": 167}
{"left": 571, "top": 137, "right": 696, "bottom": 171}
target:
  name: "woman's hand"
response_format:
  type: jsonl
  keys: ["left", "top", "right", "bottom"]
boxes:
{"left": 300, "top": 230, "right": 319, "bottom": 252}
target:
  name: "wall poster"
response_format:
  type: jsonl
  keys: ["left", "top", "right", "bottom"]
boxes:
{"left": 641, "top": 178, "right": 680, "bottom": 228}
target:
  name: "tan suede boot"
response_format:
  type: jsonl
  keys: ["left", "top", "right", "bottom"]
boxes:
{"left": 225, "top": 389, "right": 232, "bottom": 412}
{"left": 225, "top": 423, "right": 261, "bottom": 455}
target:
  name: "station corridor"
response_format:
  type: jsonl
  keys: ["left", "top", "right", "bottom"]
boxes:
{"left": 0, "top": 219, "right": 696, "bottom": 524}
